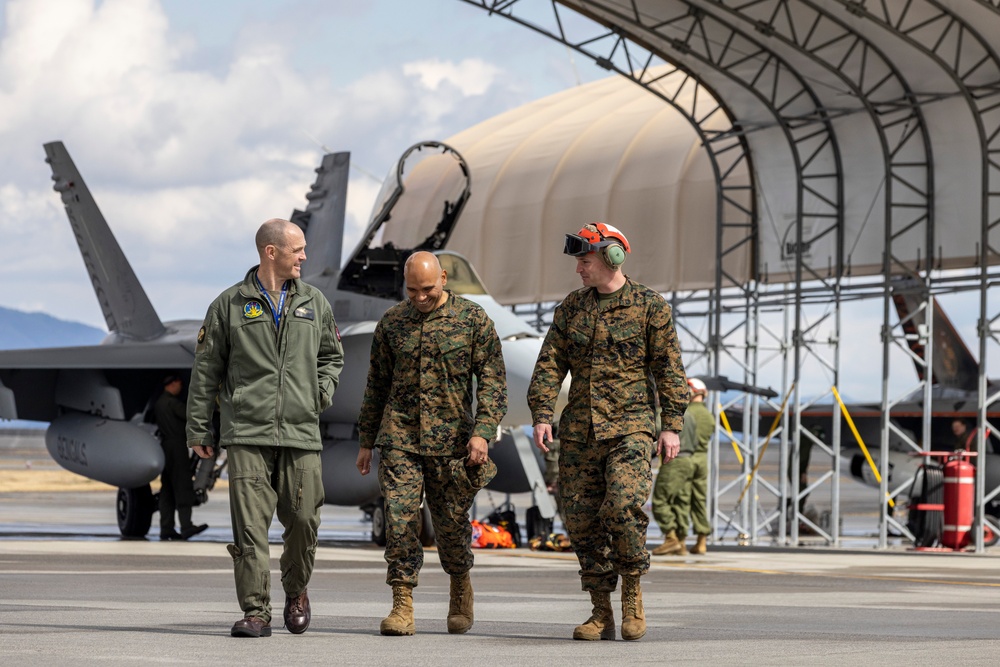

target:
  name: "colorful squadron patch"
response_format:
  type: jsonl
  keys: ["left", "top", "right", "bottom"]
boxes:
{"left": 335, "top": 325, "right": 341, "bottom": 342}
{"left": 197, "top": 326, "right": 206, "bottom": 344}
{"left": 244, "top": 301, "right": 264, "bottom": 319}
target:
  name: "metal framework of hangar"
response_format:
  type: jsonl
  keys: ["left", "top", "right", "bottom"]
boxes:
{"left": 406, "top": 0, "right": 1000, "bottom": 551}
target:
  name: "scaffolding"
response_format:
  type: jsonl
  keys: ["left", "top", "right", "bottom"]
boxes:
{"left": 463, "top": 0, "right": 1000, "bottom": 551}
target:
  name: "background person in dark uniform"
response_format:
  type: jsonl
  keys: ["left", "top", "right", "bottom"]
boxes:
{"left": 154, "top": 375, "right": 206, "bottom": 541}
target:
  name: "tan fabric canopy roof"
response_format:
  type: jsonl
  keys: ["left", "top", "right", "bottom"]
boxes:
{"left": 379, "top": 69, "right": 748, "bottom": 304}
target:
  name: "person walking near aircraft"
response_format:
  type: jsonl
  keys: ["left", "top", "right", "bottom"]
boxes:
{"left": 356, "top": 251, "right": 507, "bottom": 637}
{"left": 187, "top": 218, "right": 344, "bottom": 638}
{"left": 651, "top": 377, "right": 712, "bottom": 556}
{"left": 154, "top": 375, "right": 207, "bottom": 541}
{"left": 528, "top": 223, "right": 689, "bottom": 642}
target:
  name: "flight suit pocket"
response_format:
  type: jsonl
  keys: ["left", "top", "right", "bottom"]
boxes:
{"left": 291, "top": 451, "right": 323, "bottom": 514}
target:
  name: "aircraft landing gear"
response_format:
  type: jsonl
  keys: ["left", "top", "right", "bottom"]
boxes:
{"left": 418, "top": 503, "right": 436, "bottom": 547}
{"left": 116, "top": 484, "right": 156, "bottom": 538}
{"left": 369, "top": 496, "right": 436, "bottom": 547}
{"left": 525, "top": 505, "right": 553, "bottom": 542}
{"left": 371, "top": 497, "right": 387, "bottom": 546}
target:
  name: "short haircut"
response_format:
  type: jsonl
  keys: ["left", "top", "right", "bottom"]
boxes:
{"left": 255, "top": 218, "right": 293, "bottom": 252}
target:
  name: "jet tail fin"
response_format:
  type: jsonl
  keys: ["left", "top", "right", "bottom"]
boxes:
{"left": 291, "top": 151, "right": 350, "bottom": 279}
{"left": 891, "top": 281, "right": 978, "bottom": 390}
{"left": 44, "top": 141, "right": 166, "bottom": 340}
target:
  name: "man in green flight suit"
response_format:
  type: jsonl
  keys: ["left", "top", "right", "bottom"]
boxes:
{"left": 528, "top": 223, "right": 689, "bottom": 642}
{"left": 356, "top": 251, "right": 507, "bottom": 637}
{"left": 652, "top": 377, "right": 713, "bottom": 556}
{"left": 187, "top": 218, "right": 344, "bottom": 638}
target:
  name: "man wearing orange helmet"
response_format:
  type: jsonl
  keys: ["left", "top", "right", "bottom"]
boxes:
{"left": 528, "top": 222, "right": 689, "bottom": 642}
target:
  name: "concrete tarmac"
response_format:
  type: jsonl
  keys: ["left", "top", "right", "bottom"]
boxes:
{"left": 4, "top": 435, "right": 1000, "bottom": 665}
{"left": 3, "top": 490, "right": 1000, "bottom": 665}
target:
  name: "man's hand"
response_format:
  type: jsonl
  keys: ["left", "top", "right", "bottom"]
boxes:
{"left": 356, "top": 447, "right": 373, "bottom": 476}
{"left": 192, "top": 445, "right": 214, "bottom": 459}
{"left": 533, "top": 424, "right": 552, "bottom": 453}
{"left": 466, "top": 436, "right": 488, "bottom": 466}
{"left": 657, "top": 430, "right": 680, "bottom": 462}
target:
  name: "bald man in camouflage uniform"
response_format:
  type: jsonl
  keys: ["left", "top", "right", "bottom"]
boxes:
{"left": 529, "top": 223, "right": 688, "bottom": 642}
{"left": 357, "top": 251, "right": 507, "bottom": 637}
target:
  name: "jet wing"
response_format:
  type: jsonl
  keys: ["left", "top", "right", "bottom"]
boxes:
{"left": 0, "top": 342, "right": 194, "bottom": 369}
{"left": 0, "top": 343, "right": 195, "bottom": 422}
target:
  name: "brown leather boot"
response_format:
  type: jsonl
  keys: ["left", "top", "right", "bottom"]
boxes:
{"left": 380, "top": 584, "right": 415, "bottom": 636}
{"left": 693, "top": 534, "right": 708, "bottom": 555}
{"left": 447, "top": 572, "right": 474, "bottom": 634}
{"left": 651, "top": 530, "right": 684, "bottom": 556}
{"left": 621, "top": 576, "right": 646, "bottom": 641}
{"left": 283, "top": 588, "right": 310, "bottom": 634}
{"left": 572, "top": 591, "right": 615, "bottom": 640}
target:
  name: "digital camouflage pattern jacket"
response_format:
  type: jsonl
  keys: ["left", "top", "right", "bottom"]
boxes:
{"left": 528, "top": 277, "right": 688, "bottom": 442}
{"left": 359, "top": 291, "right": 508, "bottom": 456}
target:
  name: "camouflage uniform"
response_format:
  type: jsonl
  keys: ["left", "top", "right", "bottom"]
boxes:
{"left": 528, "top": 278, "right": 688, "bottom": 591}
{"left": 359, "top": 291, "right": 507, "bottom": 587}
{"left": 652, "top": 399, "right": 713, "bottom": 539}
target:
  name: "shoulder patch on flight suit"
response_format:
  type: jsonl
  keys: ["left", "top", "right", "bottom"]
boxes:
{"left": 195, "top": 326, "right": 207, "bottom": 354}
{"left": 293, "top": 306, "right": 314, "bottom": 320}
{"left": 244, "top": 301, "right": 264, "bottom": 319}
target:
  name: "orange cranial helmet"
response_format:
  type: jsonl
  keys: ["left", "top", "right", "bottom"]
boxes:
{"left": 563, "top": 222, "right": 631, "bottom": 268}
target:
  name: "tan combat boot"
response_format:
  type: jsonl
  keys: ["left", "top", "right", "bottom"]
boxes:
{"left": 651, "top": 530, "right": 684, "bottom": 556}
{"left": 621, "top": 576, "right": 646, "bottom": 641}
{"left": 379, "top": 584, "right": 415, "bottom": 636}
{"left": 693, "top": 534, "right": 708, "bottom": 555}
{"left": 447, "top": 572, "right": 474, "bottom": 634}
{"left": 572, "top": 591, "right": 615, "bottom": 641}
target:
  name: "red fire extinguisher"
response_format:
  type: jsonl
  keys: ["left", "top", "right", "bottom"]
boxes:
{"left": 942, "top": 453, "right": 975, "bottom": 549}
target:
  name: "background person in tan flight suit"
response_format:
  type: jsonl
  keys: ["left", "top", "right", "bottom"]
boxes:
{"left": 356, "top": 251, "right": 508, "bottom": 637}
{"left": 188, "top": 218, "right": 344, "bottom": 639}
{"left": 528, "top": 222, "right": 689, "bottom": 642}
{"left": 651, "top": 377, "right": 713, "bottom": 556}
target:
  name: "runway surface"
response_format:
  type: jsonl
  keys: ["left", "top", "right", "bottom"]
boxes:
{"left": 4, "top": 435, "right": 1000, "bottom": 664}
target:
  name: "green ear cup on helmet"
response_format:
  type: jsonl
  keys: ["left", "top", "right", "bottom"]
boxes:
{"left": 604, "top": 243, "right": 626, "bottom": 267}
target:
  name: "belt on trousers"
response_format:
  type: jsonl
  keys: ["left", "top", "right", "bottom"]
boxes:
{"left": 675, "top": 451, "right": 694, "bottom": 458}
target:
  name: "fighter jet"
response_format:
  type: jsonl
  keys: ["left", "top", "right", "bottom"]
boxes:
{"left": 0, "top": 141, "right": 560, "bottom": 542}
{"left": 739, "top": 285, "right": 1000, "bottom": 545}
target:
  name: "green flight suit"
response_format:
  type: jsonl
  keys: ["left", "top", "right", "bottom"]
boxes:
{"left": 359, "top": 291, "right": 507, "bottom": 587}
{"left": 652, "top": 399, "right": 713, "bottom": 538}
{"left": 187, "top": 266, "right": 344, "bottom": 623}
{"left": 528, "top": 278, "right": 688, "bottom": 591}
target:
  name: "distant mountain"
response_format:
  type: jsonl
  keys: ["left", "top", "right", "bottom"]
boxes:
{"left": 0, "top": 306, "right": 105, "bottom": 349}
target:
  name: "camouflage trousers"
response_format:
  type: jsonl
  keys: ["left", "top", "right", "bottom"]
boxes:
{"left": 651, "top": 452, "right": 710, "bottom": 538}
{"left": 378, "top": 447, "right": 475, "bottom": 587}
{"left": 559, "top": 432, "right": 652, "bottom": 592}
{"left": 226, "top": 445, "right": 324, "bottom": 623}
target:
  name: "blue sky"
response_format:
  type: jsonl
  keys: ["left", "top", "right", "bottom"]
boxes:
{"left": 0, "top": 0, "right": 603, "bottom": 327}
{"left": 0, "top": 0, "right": 995, "bottom": 401}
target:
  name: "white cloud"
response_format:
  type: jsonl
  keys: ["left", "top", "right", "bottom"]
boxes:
{"left": 0, "top": 0, "right": 538, "bottom": 328}
{"left": 403, "top": 58, "right": 501, "bottom": 96}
